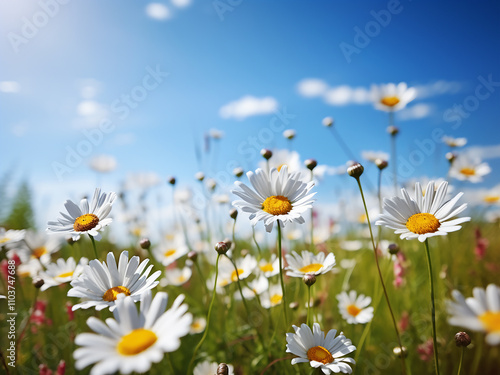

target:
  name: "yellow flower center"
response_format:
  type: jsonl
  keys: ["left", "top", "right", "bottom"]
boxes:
{"left": 0, "top": 238, "right": 10, "bottom": 244}
{"left": 164, "top": 249, "right": 176, "bottom": 257}
{"left": 260, "top": 263, "right": 274, "bottom": 273}
{"left": 117, "top": 328, "right": 158, "bottom": 356}
{"left": 460, "top": 167, "right": 476, "bottom": 176}
{"left": 358, "top": 214, "right": 367, "bottom": 223}
{"left": 405, "top": 213, "right": 440, "bottom": 235}
{"left": 32, "top": 247, "right": 47, "bottom": 259}
{"left": 231, "top": 268, "right": 244, "bottom": 282}
{"left": 484, "top": 196, "right": 500, "bottom": 204}
{"left": 103, "top": 286, "right": 131, "bottom": 302}
{"left": 57, "top": 271, "right": 74, "bottom": 278}
{"left": 176, "top": 275, "right": 186, "bottom": 283}
{"left": 307, "top": 345, "right": 334, "bottom": 364}
{"left": 191, "top": 322, "right": 202, "bottom": 330}
{"left": 347, "top": 304, "right": 362, "bottom": 317}
{"left": 270, "top": 294, "right": 282, "bottom": 305}
{"left": 299, "top": 263, "right": 323, "bottom": 274}
{"left": 479, "top": 311, "right": 500, "bottom": 333}
{"left": 277, "top": 164, "right": 287, "bottom": 172}
{"left": 262, "top": 195, "right": 292, "bottom": 216}
{"left": 380, "top": 96, "right": 400, "bottom": 107}
{"left": 73, "top": 213, "right": 99, "bottom": 232}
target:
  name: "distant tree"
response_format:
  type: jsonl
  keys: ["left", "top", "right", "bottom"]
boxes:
{"left": 4, "top": 181, "right": 35, "bottom": 230}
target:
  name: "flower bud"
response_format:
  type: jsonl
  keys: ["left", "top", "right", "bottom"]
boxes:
{"left": 347, "top": 163, "right": 364, "bottom": 178}
{"left": 233, "top": 167, "right": 244, "bottom": 178}
{"left": 187, "top": 251, "right": 198, "bottom": 262}
{"left": 195, "top": 172, "right": 205, "bottom": 181}
{"left": 455, "top": 331, "right": 471, "bottom": 347}
{"left": 388, "top": 243, "right": 400, "bottom": 255}
{"left": 322, "top": 117, "right": 334, "bottom": 127}
{"left": 33, "top": 278, "right": 45, "bottom": 289}
{"left": 217, "top": 363, "right": 229, "bottom": 375}
{"left": 215, "top": 241, "right": 229, "bottom": 255}
{"left": 303, "top": 274, "right": 317, "bottom": 286}
{"left": 283, "top": 129, "right": 296, "bottom": 140}
{"left": 387, "top": 126, "right": 399, "bottom": 136}
{"left": 139, "top": 238, "right": 151, "bottom": 250}
{"left": 223, "top": 238, "right": 232, "bottom": 250}
{"left": 446, "top": 152, "right": 457, "bottom": 163}
{"left": 393, "top": 346, "right": 408, "bottom": 358}
{"left": 375, "top": 159, "right": 388, "bottom": 170}
{"left": 229, "top": 208, "right": 238, "bottom": 220}
{"left": 167, "top": 176, "right": 176, "bottom": 186}
{"left": 305, "top": 159, "right": 317, "bottom": 171}
{"left": 260, "top": 149, "right": 273, "bottom": 160}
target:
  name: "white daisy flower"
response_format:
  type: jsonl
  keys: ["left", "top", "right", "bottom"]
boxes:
{"left": 337, "top": 291, "right": 374, "bottom": 325}
{"left": 232, "top": 166, "right": 315, "bottom": 233}
{"left": 236, "top": 275, "right": 269, "bottom": 301}
{"left": 339, "top": 240, "right": 363, "bottom": 252}
{"left": 285, "top": 250, "right": 336, "bottom": 278}
{"left": 259, "top": 149, "right": 302, "bottom": 173}
{"left": 47, "top": 188, "right": 117, "bottom": 241}
{"left": 0, "top": 228, "right": 25, "bottom": 246}
{"left": 215, "top": 255, "right": 257, "bottom": 288}
{"left": 17, "top": 259, "right": 43, "bottom": 278}
{"left": 371, "top": 82, "right": 416, "bottom": 112}
{"left": 153, "top": 235, "right": 189, "bottom": 267}
{"left": 74, "top": 290, "right": 192, "bottom": 375}
{"left": 446, "top": 284, "right": 500, "bottom": 346}
{"left": 7, "top": 230, "right": 63, "bottom": 265}
{"left": 39, "top": 257, "right": 88, "bottom": 292}
{"left": 483, "top": 187, "right": 500, "bottom": 205}
{"left": 376, "top": 181, "right": 470, "bottom": 242}
{"left": 442, "top": 136, "right": 467, "bottom": 148}
{"left": 89, "top": 154, "right": 117, "bottom": 173}
{"left": 283, "top": 129, "right": 296, "bottom": 140}
{"left": 258, "top": 254, "right": 280, "bottom": 278}
{"left": 286, "top": 323, "right": 356, "bottom": 374}
{"left": 261, "top": 283, "right": 283, "bottom": 309}
{"left": 68, "top": 250, "right": 161, "bottom": 311}
{"left": 449, "top": 155, "right": 491, "bottom": 183}
{"left": 194, "top": 361, "right": 234, "bottom": 375}
{"left": 189, "top": 317, "right": 206, "bottom": 334}
{"left": 160, "top": 266, "right": 192, "bottom": 287}
{"left": 361, "top": 150, "right": 390, "bottom": 163}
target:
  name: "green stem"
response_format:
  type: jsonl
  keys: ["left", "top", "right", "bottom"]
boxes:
{"left": 457, "top": 347, "right": 464, "bottom": 375}
{"left": 166, "top": 353, "right": 175, "bottom": 374}
{"left": 389, "top": 111, "right": 398, "bottom": 195}
{"left": 307, "top": 285, "right": 312, "bottom": 327}
{"left": 0, "top": 348, "right": 11, "bottom": 375}
{"left": 252, "top": 227, "right": 263, "bottom": 260}
{"left": 355, "top": 177, "right": 407, "bottom": 375}
{"left": 277, "top": 223, "right": 288, "bottom": 327}
{"left": 424, "top": 239, "right": 440, "bottom": 375}
{"left": 310, "top": 170, "right": 315, "bottom": 250}
{"left": 194, "top": 260, "right": 210, "bottom": 302}
{"left": 89, "top": 235, "right": 98, "bottom": 259}
{"left": 187, "top": 254, "right": 220, "bottom": 374}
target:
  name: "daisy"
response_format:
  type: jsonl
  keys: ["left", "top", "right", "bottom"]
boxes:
{"left": 446, "top": 284, "right": 500, "bottom": 345}
{"left": 160, "top": 266, "right": 192, "bottom": 287}
{"left": 16, "top": 259, "right": 43, "bottom": 278}
{"left": 153, "top": 235, "right": 189, "bottom": 267}
{"left": 47, "top": 188, "right": 117, "bottom": 241}
{"left": 189, "top": 317, "right": 207, "bottom": 334}
{"left": 376, "top": 180, "right": 470, "bottom": 242}
{"left": 285, "top": 250, "right": 336, "bottom": 278}
{"left": 236, "top": 275, "right": 269, "bottom": 301}
{"left": 74, "top": 290, "right": 192, "bottom": 375}
{"left": 39, "top": 257, "right": 88, "bottom": 291}
{"left": 449, "top": 155, "right": 491, "bottom": 183}
{"left": 258, "top": 254, "right": 280, "bottom": 278}
{"left": 68, "top": 250, "right": 161, "bottom": 311}
{"left": 194, "top": 361, "right": 234, "bottom": 375}
{"left": 232, "top": 166, "right": 315, "bottom": 232}
{"left": 258, "top": 149, "right": 302, "bottom": 173}
{"left": 286, "top": 323, "right": 356, "bottom": 374}
{"left": 0, "top": 228, "right": 25, "bottom": 246}
{"left": 361, "top": 150, "right": 389, "bottom": 164}
{"left": 442, "top": 136, "right": 467, "bottom": 148}
{"left": 337, "top": 291, "right": 374, "bottom": 325}
{"left": 261, "top": 283, "right": 284, "bottom": 309}
{"left": 7, "top": 230, "right": 63, "bottom": 265}
{"left": 371, "top": 82, "right": 416, "bottom": 112}
{"left": 216, "top": 255, "right": 257, "bottom": 287}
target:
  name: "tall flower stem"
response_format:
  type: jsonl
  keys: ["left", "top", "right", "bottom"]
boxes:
{"left": 307, "top": 285, "right": 312, "bottom": 327}
{"left": 310, "top": 170, "right": 315, "bottom": 250}
{"left": 329, "top": 126, "right": 356, "bottom": 161}
{"left": 424, "top": 239, "right": 440, "bottom": 375}
{"left": 355, "top": 177, "right": 407, "bottom": 375}
{"left": 89, "top": 235, "right": 98, "bottom": 259}
{"left": 0, "top": 348, "right": 10, "bottom": 375}
{"left": 252, "top": 227, "right": 263, "bottom": 260}
{"left": 187, "top": 254, "right": 220, "bottom": 374}
{"left": 456, "top": 347, "right": 464, "bottom": 375}
{"left": 277, "top": 223, "right": 288, "bottom": 327}
{"left": 389, "top": 111, "right": 398, "bottom": 194}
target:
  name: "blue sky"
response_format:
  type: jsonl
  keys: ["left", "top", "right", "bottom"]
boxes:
{"left": 1, "top": 0, "right": 499, "bottom": 228}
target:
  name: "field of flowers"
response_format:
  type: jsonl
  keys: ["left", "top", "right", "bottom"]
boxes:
{"left": 1, "top": 84, "right": 499, "bottom": 375}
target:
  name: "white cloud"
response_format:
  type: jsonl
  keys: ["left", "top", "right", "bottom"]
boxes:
{"left": 0, "top": 81, "right": 21, "bottom": 93}
{"left": 171, "top": 0, "right": 191, "bottom": 8}
{"left": 414, "top": 81, "right": 462, "bottom": 99}
{"left": 219, "top": 95, "right": 278, "bottom": 120}
{"left": 296, "top": 78, "right": 329, "bottom": 98}
{"left": 146, "top": 3, "right": 171, "bottom": 20}
{"left": 324, "top": 85, "right": 371, "bottom": 106}
{"left": 112, "top": 133, "right": 136, "bottom": 146}
{"left": 464, "top": 144, "right": 500, "bottom": 160}
{"left": 11, "top": 123, "right": 27, "bottom": 137}
{"left": 74, "top": 100, "right": 109, "bottom": 129}
{"left": 78, "top": 78, "right": 102, "bottom": 99}
{"left": 397, "top": 103, "right": 434, "bottom": 120}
